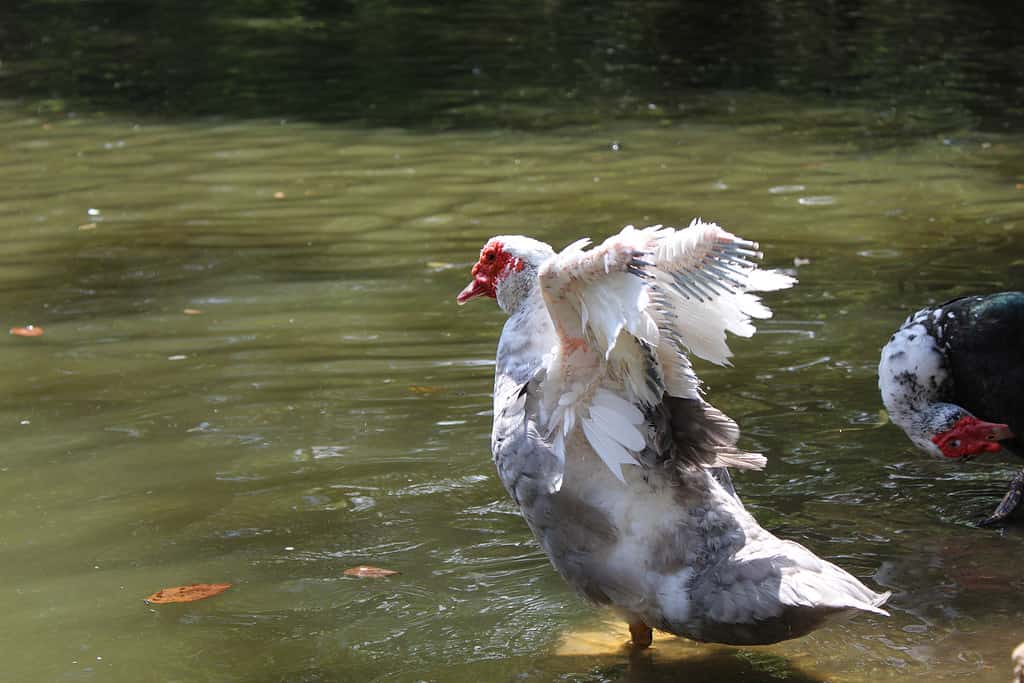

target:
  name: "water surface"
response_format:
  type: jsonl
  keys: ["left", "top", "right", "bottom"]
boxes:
{"left": 2, "top": 3, "right": 1024, "bottom": 681}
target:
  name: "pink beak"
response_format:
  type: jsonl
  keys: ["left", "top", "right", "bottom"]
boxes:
{"left": 984, "top": 421, "right": 1016, "bottom": 442}
{"left": 456, "top": 278, "right": 490, "bottom": 304}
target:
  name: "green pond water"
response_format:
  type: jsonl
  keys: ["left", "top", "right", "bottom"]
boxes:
{"left": 2, "top": 3, "right": 1024, "bottom": 682}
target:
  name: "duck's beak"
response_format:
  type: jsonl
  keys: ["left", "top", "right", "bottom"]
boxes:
{"left": 456, "top": 278, "right": 489, "bottom": 304}
{"left": 963, "top": 419, "right": 1015, "bottom": 455}
{"left": 985, "top": 422, "right": 1016, "bottom": 442}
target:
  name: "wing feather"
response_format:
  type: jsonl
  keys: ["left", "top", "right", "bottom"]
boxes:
{"left": 647, "top": 218, "right": 796, "bottom": 366}
{"left": 581, "top": 417, "right": 636, "bottom": 483}
{"left": 536, "top": 220, "right": 793, "bottom": 484}
{"left": 591, "top": 387, "right": 645, "bottom": 424}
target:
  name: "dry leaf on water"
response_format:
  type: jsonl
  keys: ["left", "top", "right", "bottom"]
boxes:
{"left": 10, "top": 326, "right": 44, "bottom": 337}
{"left": 144, "top": 583, "right": 232, "bottom": 604}
{"left": 183, "top": 308, "right": 203, "bottom": 315}
{"left": 409, "top": 385, "right": 443, "bottom": 395}
{"left": 343, "top": 565, "right": 399, "bottom": 578}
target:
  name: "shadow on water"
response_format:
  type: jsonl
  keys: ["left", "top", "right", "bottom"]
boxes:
{"left": 601, "top": 648, "right": 829, "bottom": 683}
{"left": 1, "top": 0, "right": 1023, "bottom": 133}
{"left": 250, "top": 642, "right": 834, "bottom": 683}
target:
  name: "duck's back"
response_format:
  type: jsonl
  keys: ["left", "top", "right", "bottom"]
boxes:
{"left": 923, "top": 293, "right": 1024, "bottom": 449}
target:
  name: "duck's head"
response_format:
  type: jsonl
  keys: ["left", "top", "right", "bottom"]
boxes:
{"left": 878, "top": 321, "right": 1015, "bottom": 460}
{"left": 918, "top": 404, "right": 1014, "bottom": 459}
{"left": 456, "top": 235, "right": 554, "bottom": 314}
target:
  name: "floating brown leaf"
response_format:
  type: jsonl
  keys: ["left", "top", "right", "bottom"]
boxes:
{"left": 10, "top": 325, "right": 44, "bottom": 337}
{"left": 273, "top": 191, "right": 286, "bottom": 199}
{"left": 343, "top": 565, "right": 399, "bottom": 578}
{"left": 183, "top": 308, "right": 203, "bottom": 315}
{"left": 409, "top": 385, "right": 443, "bottom": 395}
{"left": 144, "top": 583, "right": 232, "bottom": 604}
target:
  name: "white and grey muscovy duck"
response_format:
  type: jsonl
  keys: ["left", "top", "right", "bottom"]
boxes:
{"left": 457, "top": 220, "right": 889, "bottom": 647}
{"left": 879, "top": 292, "right": 1023, "bottom": 526}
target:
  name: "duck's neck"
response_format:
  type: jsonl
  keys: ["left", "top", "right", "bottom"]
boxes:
{"left": 496, "top": 286, "right": 555, "bottom": 386}
{"left": 879, "top": 319, "right": 956, "bottom": 455}
{"left": 893, "top": 400, "right": 966, "bottom": 457}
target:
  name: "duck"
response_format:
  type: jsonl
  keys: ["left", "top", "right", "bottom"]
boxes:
{"left": 879, "top": 292, "right": 1023, "bottom": 525}
{"left": 457, "top": 220, "right": 890, "bottom": 647}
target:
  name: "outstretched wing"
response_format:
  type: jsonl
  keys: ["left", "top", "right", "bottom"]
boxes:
{"left": 536, "top": 219, "right": 795, "bottom": 483}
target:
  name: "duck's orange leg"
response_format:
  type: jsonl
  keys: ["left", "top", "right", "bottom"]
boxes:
{"left": 628, "top": 621, "right": 653, "bottom": 648}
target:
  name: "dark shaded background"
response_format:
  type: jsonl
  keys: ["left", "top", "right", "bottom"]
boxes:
{"left": 1, "top": 0, "right": 1022, "bottom": 130}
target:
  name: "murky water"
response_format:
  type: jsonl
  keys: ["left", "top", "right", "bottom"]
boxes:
{"left": 3, "top": 98, "right": 1023, "bottom": 683}
{"left": 2, "top": 20, "right": 1024, "bottom": 680}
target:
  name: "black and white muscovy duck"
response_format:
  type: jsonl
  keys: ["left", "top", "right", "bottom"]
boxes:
{"left": 879, "top": 292, "right": 1024, "bottom": 526}
{"left": 457, "top": 220, "right": 889, "bottom": 647}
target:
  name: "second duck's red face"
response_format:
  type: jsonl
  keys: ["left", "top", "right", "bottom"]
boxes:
{"left": 932, "top": 415, "right": 1015, "bottom": 458}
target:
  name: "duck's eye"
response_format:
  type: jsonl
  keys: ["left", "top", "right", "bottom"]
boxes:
{"left": 486, "top": 251, "right": 496, "bottom": 262}
{"left": 949, "top": 439, "right": 961, "bottom": 448}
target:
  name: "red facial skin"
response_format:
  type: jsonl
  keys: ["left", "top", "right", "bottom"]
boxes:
{"left": 932, "top": 415, "right": 1015, "bottom": 459}
{"left": 456, "top": 240, "right": 524, "bottom": 304}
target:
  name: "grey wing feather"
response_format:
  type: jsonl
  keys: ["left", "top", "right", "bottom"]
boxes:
{"left": 710, "top": 466, "right": 739, "bottom": 500}
{"left": 647, "top": 394, "right": 766, "bottom": 474}
{"left": 615, "top": 331, "right": 765, "bottom": 476}
{"left": 492, "top": 377, "right": 565, "bottom": 506}
{"left": 492, "top": 375, "right": 629, "bottom": 607}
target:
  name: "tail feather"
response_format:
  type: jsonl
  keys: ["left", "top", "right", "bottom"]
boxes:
{"left": 708, "top": 450, "right": 768, "bottom": 471}
{"left": 689, "top": 531, "right": 890, "bottom": 645}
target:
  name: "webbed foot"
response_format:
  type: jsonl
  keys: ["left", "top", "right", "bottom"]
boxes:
{"left": 978, "top": 468, "right": 1024, "bottom": 527}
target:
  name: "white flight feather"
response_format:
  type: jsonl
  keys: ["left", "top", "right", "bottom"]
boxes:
{"left": 746, "top": 268, "right": 796, "bottom": 292}
{"left": 587, "top": 399, "right": 646, "bottom": 452}
{"left": 646, "top": 220, "right": 796, "bottom": 366}
{"left": 552, "top": 430, "right": 566, "bottom": 464}
{"left": 538, "top": 219, "right": 795, "bottom": 484}
{"left": 590, "top": 387, "right": 645, "bottom": 424}
{"left": 581, "top": 417, "right": 636, "bottom": 483}
{"left": 563, "top": 409, "right": 575, "bottom": 435}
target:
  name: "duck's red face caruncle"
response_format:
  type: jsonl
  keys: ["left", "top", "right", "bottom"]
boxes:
{"left": 456, "top": 240, "right": 525, "bottom": 304}
{"left": 932, "top": 415, "right": 1015, "bottom": 459}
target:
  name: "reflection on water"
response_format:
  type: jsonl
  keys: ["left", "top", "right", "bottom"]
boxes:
{"left": 1, "top": 25, "right": 1024, "bottom": 681}
{"left": 2, "top": 0, "right": 1024, "bottom": 133}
